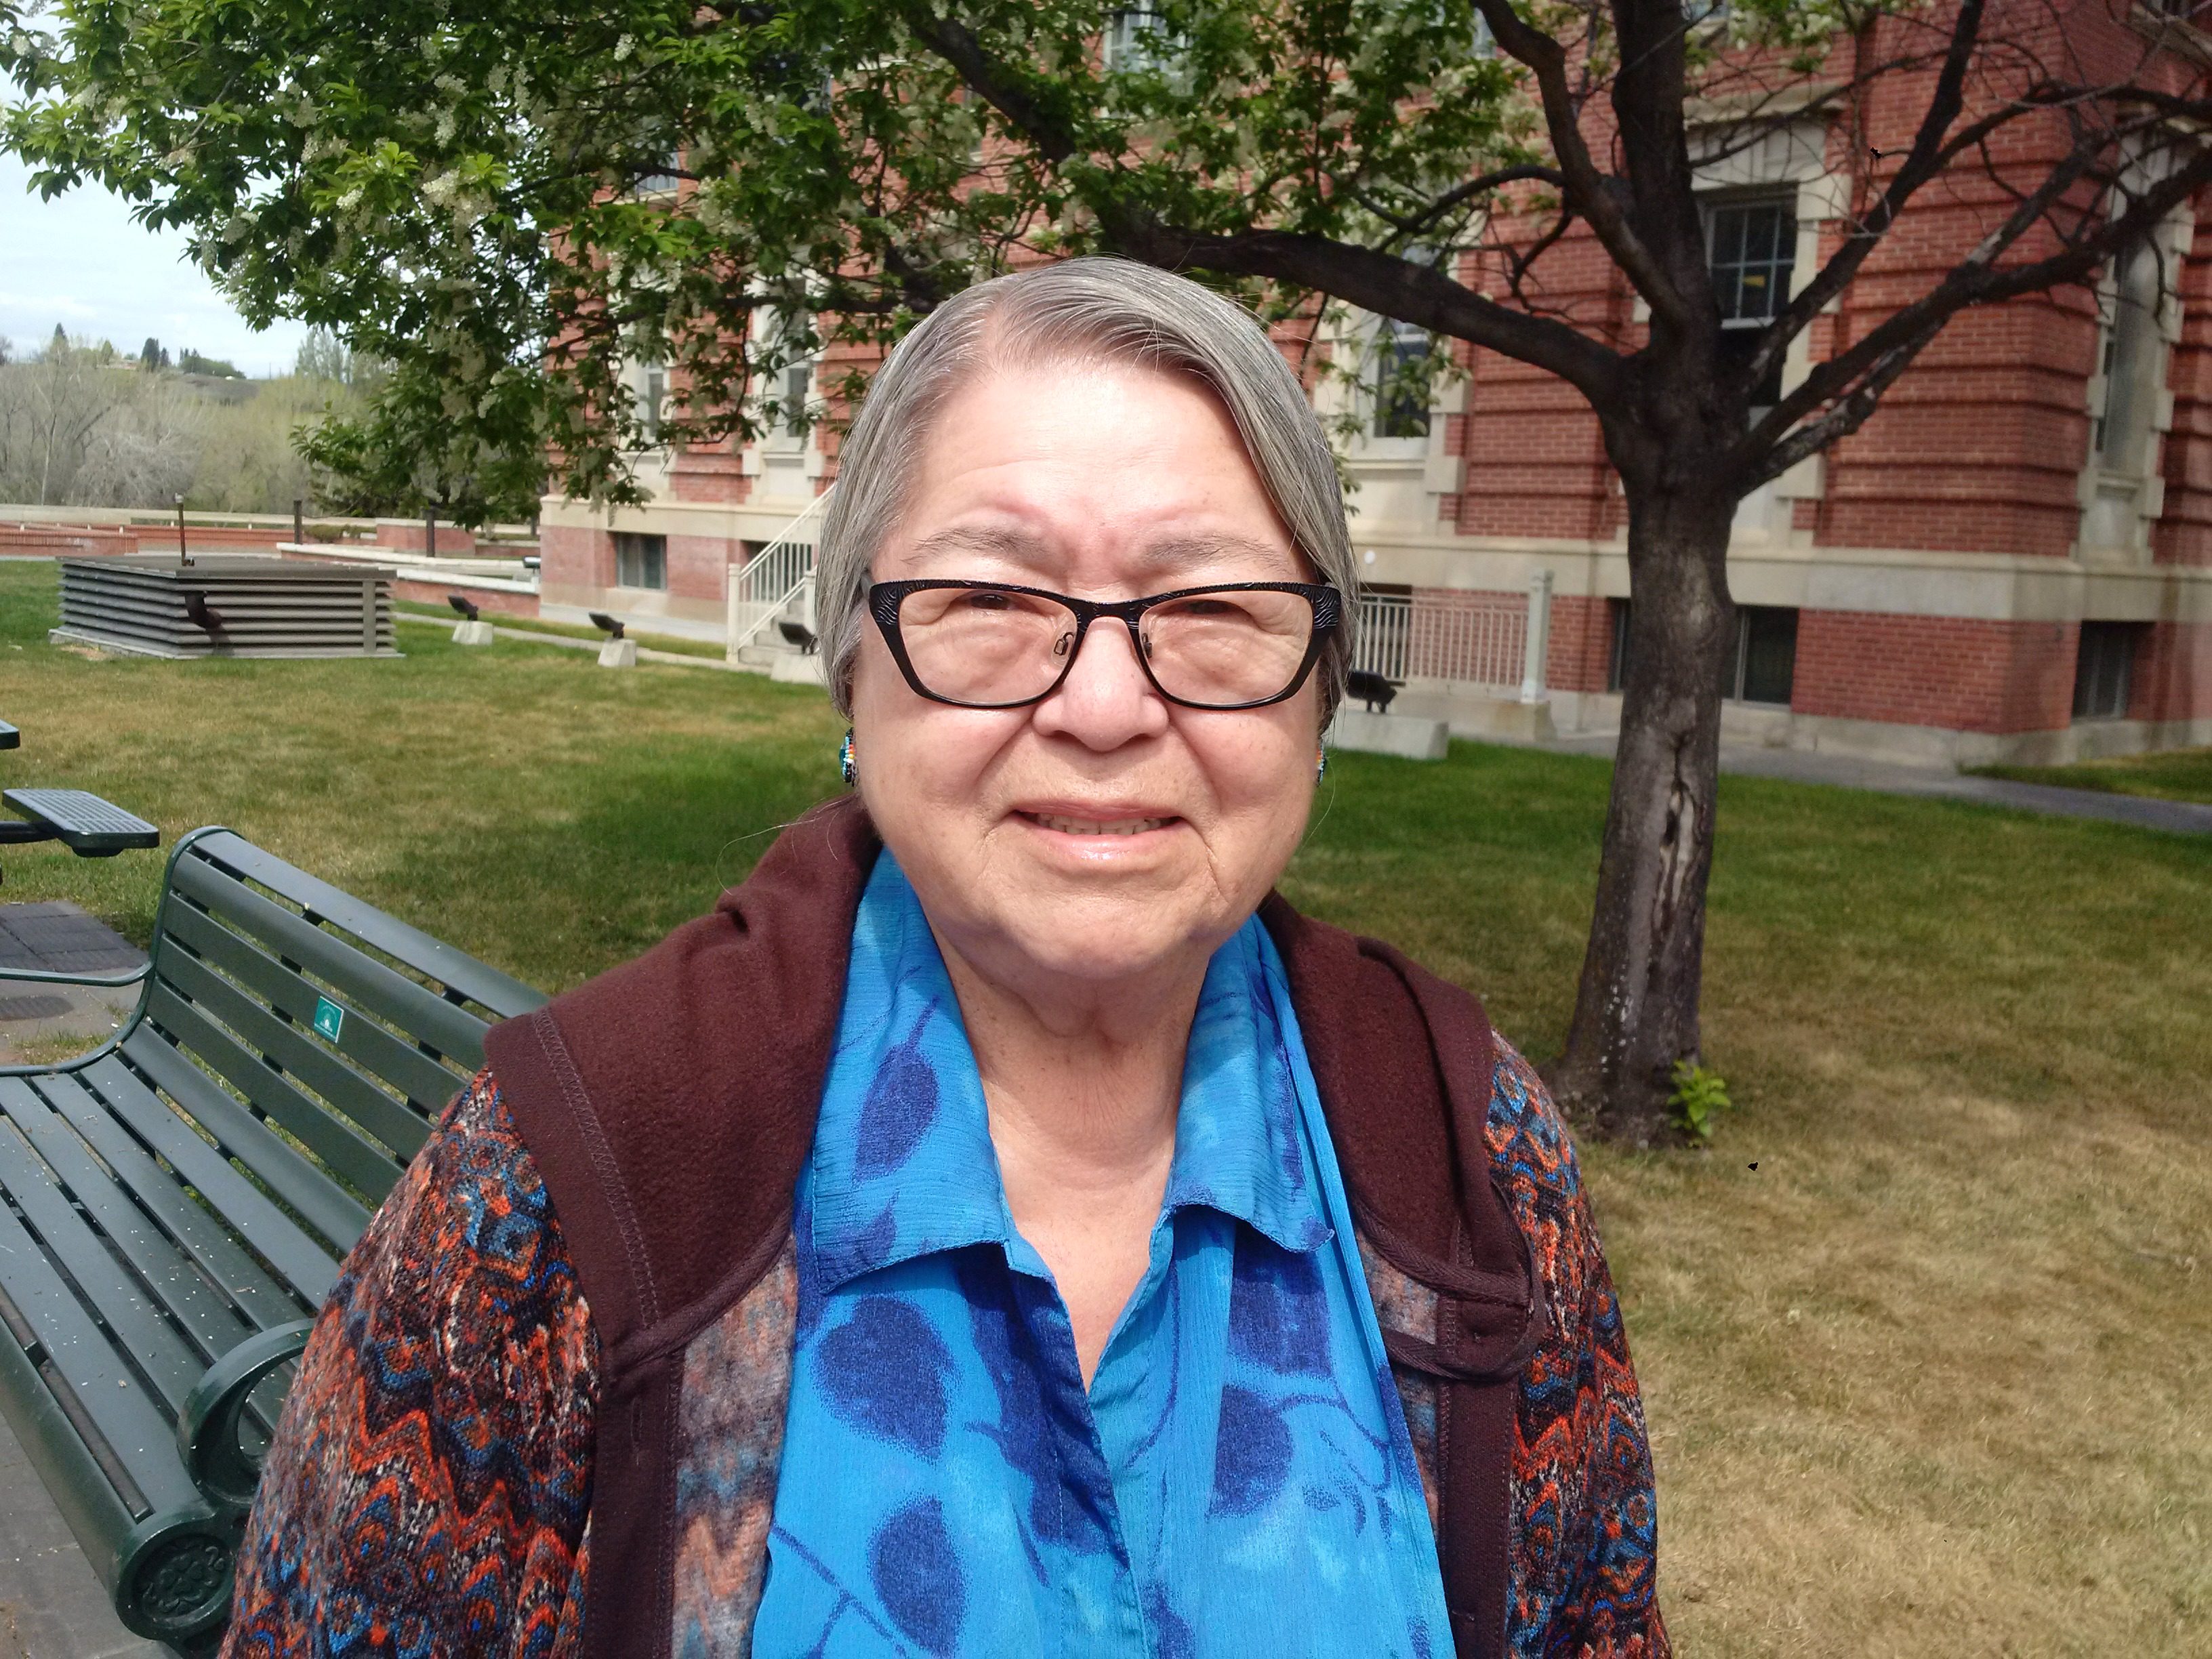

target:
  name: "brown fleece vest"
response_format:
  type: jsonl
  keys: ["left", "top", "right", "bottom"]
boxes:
{"left": 483, "top": 797, "right": 1543, "bottom": 1658}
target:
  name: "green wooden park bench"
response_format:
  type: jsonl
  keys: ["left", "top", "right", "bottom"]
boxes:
{"left": 0, "top": 827, "right": 546, "bottom": 1652}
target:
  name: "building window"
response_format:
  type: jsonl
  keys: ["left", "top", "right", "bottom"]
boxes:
{"left": 638, "top": 364, "right": 665, "bottom": 445}
{"left": 2092, "top": 239, "right": 2165, "bottom": 476}
{"left": 1372, "top": 319, "right": 1432, "bottom": 439}
{"left": 635, "top": 150, "right": 682, "bottom": 197}
{"left": 1609, "top": 599, "right": 1796, "bottom": 703}
{"left": 615, "top": 532, "right": 667, "bottom": 591}
{"left": 1103, "top": 7, "right": 1172, "bottom": 70}
{"left": 1726, "top": 605, "right": 1799, "bottom": 705}
{"left": 1708, "top": 194, "right": 1797, "bottom": 409}
{"left": 2072, "top": 621, "right": 2142, "bottom": 720}
{"left": 781, "top": 356, "right": 811, "bottom": 437}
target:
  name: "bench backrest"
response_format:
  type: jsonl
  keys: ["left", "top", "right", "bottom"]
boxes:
{"left": 117, "top": 828, "right": 546, "bottom": 1275}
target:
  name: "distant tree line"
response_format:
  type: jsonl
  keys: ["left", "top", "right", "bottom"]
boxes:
{"left": 0, "top": 327, "right": 384, "bottom": 512}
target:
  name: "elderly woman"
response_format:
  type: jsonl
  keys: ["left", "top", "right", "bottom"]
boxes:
{"left": 227, "top": 260, "right": 1664, "bottom": 1658}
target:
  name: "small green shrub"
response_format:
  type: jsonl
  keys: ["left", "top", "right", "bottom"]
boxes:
{"left": 1668, "top": 1059, "right": 1734, "bottom": 1141}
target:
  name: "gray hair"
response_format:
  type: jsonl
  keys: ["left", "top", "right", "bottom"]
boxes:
{"left": 815, "top": 257, "right": 1356, "bottom": 722}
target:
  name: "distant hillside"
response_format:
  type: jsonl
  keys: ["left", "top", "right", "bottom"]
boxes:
{"left": 0, "top": 331, "right": 372, "bottom": 512}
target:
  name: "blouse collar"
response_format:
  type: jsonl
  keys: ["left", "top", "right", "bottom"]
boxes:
{"left": 805, "top": 853, "right": 1330, "bottom": 1294}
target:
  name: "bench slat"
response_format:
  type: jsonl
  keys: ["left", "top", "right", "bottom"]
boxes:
{"left": 0, "top": 1194, "right": 203, "bottom": 1519}
{"left": 26, "top": 1074, "right": 311, "bottom": 1332}
{"left": 155, "top": 942, "right": 432, "bottom": 1172}
{"left": 146, "top": 968, "right": 411, "bottom": 1199}
{"left": 70, "top": 1056, "right": 340, "bottom": 1309}
{"left": 0, "top": 1120, "right": 206, "bottom": 1416}
{"left": 188, "top": 832, "right": 546, "bottom": 1021}
{"left": 169, "top": 857, "right": 491, "bottom": 1066}
{"left": 121, "top": 1027, "right": 373, "bottom": 1256}
{"left": 163, "top": 901, "right": 464, "bottom": 1122}
{"left": 0, "top": 1080, "right": 258, "bottom": 1370}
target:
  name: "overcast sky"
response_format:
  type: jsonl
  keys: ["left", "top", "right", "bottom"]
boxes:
{"left": 0, "top": 155, "right": 312, "bottom": 377}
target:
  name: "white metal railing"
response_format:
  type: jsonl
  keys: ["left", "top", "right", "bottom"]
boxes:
{"left": 1354, "top": 573, "right": 1553, "bottom": 703}
{"left": 726, "top": 487, "right": 832, "bottom": 657}
{"left": 1353, "top": 592, "right": 1413, "bottom": 681}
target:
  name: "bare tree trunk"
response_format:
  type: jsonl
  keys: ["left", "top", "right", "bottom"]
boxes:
{"left": 1547, "top": 479, "right": 1736, "bottom": 1145}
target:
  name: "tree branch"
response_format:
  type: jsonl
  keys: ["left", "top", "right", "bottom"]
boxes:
{"left": 899, "top": 4, "right": 1628, "bottom": 404}
{"left": 1468, "top": 0, "right": 1693, "bottom": 332}
{"left": 1740, "top": 134, "right": 2212, "bottom": 486}
{"left": 1383, "top": 162, "right": 1569, "bottom": 240}
{"left": 1742, "top": 1, "right": 2018, "bottom": 397}
{"left": 1095, "top": 221, "right": 1627, "bottom": 405}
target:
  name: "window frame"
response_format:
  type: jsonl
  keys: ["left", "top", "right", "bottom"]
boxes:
{"left": 2072, "top": 621, "right": 2143, "bottom": 721}
{"left": 613, "top": 531, "right": 668, "bottom": 592}
{"left": 1608, "top": 598, "right": 1799, "bottom": 706}
{"left": 1103, "top": 7, "right": 1174, "bottom": 72}
{"left": 1370, "top": 316, "right": 1434, "bottom": 441}
{"left": 1704, "top": 191, "right": 1799, "bottom": 412}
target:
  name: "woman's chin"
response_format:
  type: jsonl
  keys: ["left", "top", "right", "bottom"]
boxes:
{"left": 960, "top": 900, "right": 1223, "bottom": 998}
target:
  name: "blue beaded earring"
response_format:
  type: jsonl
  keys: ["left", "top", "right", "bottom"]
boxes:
{"left": 1316, "top": 744, "right": 1328, "bottom": 782}
{"left": 839, "top": 729, "right": 857, "bottom": 787}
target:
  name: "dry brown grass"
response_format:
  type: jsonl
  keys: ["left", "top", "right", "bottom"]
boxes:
{"left": 1, "top": 562, "right": 2205, "bottom": 1653}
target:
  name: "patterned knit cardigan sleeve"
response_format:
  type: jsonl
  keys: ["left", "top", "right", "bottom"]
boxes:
{"left": 1486, "top": 1042, "right": 1664, "bottom": 1654}
{"left": 222, "top": 1073, "right": 600, "bottom": 1659}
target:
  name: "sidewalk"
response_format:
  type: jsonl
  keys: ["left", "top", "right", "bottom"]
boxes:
{"left": 1538, "top": 731, "right": 2212, "bottom": 836}
{"left": 1713, "top": 745, "right": 2212, "bottom": 835}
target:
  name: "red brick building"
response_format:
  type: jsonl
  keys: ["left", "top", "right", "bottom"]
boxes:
{"left": 541, "top": 0, "right": 2212, "bottom": 763}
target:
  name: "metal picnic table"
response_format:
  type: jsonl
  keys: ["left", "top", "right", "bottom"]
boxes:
{"left": 0, "top": 717, "right": 159, "bottom": 869}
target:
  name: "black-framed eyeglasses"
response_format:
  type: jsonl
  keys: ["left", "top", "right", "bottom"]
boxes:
{"left": 867, "top": 579, "right": 1343, "bottom": 711}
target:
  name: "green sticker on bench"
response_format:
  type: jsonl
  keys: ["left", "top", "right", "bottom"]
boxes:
{"left": 312, "top": 996, "right": 345, "bottom": 1042}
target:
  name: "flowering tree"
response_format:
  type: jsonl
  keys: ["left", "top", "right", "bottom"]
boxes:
{"left": 11, "top": 0, "right": 2209, "bottom": 1141}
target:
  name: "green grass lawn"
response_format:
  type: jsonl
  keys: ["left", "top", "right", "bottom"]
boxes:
{"left": 5, "top": 560, "right": 2207, "bottom": 1654}
{"left": 1971, "top": 745, "right": 2212, "bottom": 804}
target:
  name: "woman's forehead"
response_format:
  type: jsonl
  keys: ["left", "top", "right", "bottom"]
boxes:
{"left": 886, "top": 362, "right": 1303, "bottom": 581}
{"left": 893, "top": 519, "right": 1301, "bottom": 583}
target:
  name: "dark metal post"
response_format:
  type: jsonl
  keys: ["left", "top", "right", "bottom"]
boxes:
{"left": 175, "top": 495, "right": 189, "bottom": 567}
{"left": 424, "top": 506, "right": 436, "bottom": 558}
{"left": 293, "top": 497, "right": 305, "bottom": 546}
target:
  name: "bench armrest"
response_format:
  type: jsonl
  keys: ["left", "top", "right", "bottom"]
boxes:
{"left": 0, "top": 961, "right": 150, "bottom": 991}
{"left": 176, "top": 1319, "right": 316, "bottom": 1513}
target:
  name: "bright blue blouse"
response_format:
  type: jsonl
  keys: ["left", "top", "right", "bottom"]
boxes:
{"left": 754, "top": 853, "right": 1449, "bottom": 1657}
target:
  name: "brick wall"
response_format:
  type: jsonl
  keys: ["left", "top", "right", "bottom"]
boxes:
{"left": 670, "top": 448, "right": 752, "bottom": 504}
{"left": 0, "top": 525, "right": 137, "bottom": 556}
{"left": 2133, "top": 619, "right": 2212, "bottom": 723}
{"left": 666, "top": 534, "right": 734, "bottom": 604}
{"left": 1437, "top": 3, "right": 2212, "bottom": 565}
{"left": 373, "top": 518, "right": 476, "bottom": 556}
{"left": 1793, "top": 610, "right": 2076, "bottom": 733}
{"left": 1546, "top": 593, "right": 1615, "bottom": 694}
{"left": 390, "top": 577, "right": 539, "bottom": 617}
{"left": 539, "top": 523, "right": 609, "bottom": 592}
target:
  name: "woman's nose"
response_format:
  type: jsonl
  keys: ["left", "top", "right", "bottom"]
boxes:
{"left": 1031, "top": 621, "right": 1170, "bottom": 750}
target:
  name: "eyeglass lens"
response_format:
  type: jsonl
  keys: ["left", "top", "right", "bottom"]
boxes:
{"left": 895, "top": 586, "right": 1318, "bottom": 708}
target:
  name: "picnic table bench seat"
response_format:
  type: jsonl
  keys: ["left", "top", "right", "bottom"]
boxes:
{"left": 3, "top": 787, "right": 161, "bottom": 856}
{"left": 0, "top": 827, "right": 546, "bottom": 1652}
